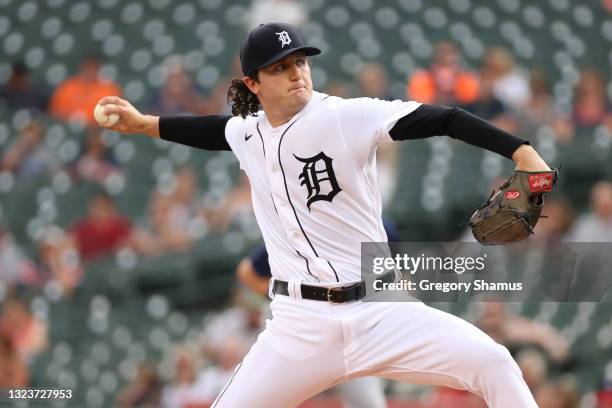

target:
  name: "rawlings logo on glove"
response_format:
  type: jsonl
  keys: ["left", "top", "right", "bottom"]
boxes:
{"left": 469, "top": 170, "right": 558, "bottom": 246}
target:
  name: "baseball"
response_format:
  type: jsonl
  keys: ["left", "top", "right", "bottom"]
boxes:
{"left": 93, "top": 103, "right": 120, "bottom": 127}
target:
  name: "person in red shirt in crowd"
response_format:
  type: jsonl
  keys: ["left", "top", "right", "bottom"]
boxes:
{"left": 70, "top": 193, "right": 132, "bottom": 260}
{"left": 49, "top": 54, "right": 122, "bottom": 125}
{"left": 407, "top": 41, "right": 480, "bottom": 106}
{"left": 599, "top": 369, "right": 612, "bottom": 408}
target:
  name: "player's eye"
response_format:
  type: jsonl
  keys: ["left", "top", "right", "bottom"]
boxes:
{"left": 274, "top": 64, "right": 284, "bottom": 72}
{"left": 295, "top": 58, "right": 306, "bottom": 67}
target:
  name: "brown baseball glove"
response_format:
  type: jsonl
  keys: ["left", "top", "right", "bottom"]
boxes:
{"left": 469, "top": 170, "right": 558, "bottom": 245}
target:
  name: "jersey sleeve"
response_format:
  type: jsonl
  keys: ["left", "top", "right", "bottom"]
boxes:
{"left": 337, "top": 97, "right": 421, "bottom": 167}
{"left": 223, "top": 115, "right": 259, "bottom": 170}
{"left": 389, "top": 105, "right": 528, "bottom": 159}
{"left": 159, "top": 115, "right": 232, "bottom": 151}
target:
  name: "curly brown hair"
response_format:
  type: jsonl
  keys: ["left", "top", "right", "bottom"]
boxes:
{"left": 227, "top": 74, "right": 261, "bottom": 118}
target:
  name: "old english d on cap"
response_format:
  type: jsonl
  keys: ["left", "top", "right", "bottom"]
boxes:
{"left": 240, "top": 22, "right": 321, "bottom": 76}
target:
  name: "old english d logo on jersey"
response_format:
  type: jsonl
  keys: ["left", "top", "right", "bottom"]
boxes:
{"left": 294, "top": 152, "right": 342, "bottom": 210}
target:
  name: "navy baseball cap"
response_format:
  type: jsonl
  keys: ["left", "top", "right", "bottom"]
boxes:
{"left": 240, "top": 22, "right": 321, "bottom": 76}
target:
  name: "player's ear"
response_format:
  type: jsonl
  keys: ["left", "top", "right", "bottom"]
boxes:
{"left": 243, "top": 76, "right": 259, "bottom": 96}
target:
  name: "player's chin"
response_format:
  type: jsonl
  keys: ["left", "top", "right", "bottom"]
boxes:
{"left": 288, "top": 88, "right": 311, "bottom": 106}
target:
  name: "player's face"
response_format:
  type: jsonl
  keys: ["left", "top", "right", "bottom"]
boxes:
{"left": 249, "top": 52, "right": 312, "bottom": 121}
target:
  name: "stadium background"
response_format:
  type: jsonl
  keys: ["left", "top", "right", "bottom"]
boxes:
{"left": 0, "top": 0, "right": 611, "bottom": 406}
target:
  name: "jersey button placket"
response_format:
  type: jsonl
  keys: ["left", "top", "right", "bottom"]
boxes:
{"left": 267, "top": 128, "right": 297, "bottom": 244}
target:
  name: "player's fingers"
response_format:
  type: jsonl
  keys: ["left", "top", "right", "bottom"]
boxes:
{"left": 98, "top": 96, "right": 128, "bottom": 107}
{"left": 102, "top": 103, "right": 122, "bottom": 116}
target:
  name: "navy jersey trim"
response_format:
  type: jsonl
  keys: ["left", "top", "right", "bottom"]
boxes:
{"left": 296, "top": 249, "right": 317, "bottom": 281}
{"left": 256, "top": 122, "right": 266, "bottom": 158}
{"left": 278, "top": 117, "right": 340, "bottom": 282}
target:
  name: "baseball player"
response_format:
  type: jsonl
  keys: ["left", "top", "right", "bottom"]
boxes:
{"left": 98, "top": 22, "right": 551, "bottom": 408}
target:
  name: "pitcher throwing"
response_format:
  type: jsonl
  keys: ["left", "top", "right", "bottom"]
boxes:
{"left": 97, "top": 23, "right": 550, "bottom": 407}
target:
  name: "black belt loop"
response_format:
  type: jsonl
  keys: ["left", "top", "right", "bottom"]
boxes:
{"left": 272, "top": 272, "right": 395, "bottom": 303}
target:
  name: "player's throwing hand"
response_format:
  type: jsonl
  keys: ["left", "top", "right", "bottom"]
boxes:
{"left": 94, "top": 96, "right": 160, "bottom": 137}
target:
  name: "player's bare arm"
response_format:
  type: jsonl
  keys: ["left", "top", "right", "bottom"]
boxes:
{"left": 95, "top": 95, "right": 233, "bottom": 152}
{"left": 96, "top": 96, "right": 160, "bottom": 137}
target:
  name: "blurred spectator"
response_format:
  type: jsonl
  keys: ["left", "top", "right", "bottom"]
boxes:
{"left": 38, "top": 225, "right": 83, "bottom": 297}
{"left": 132, "top": 191, "right": 195, "bottom": 256}
{"left": 515, "top": 348, "right": 548, "bottom": 393}
{"left": 464, "top": 67, "right": 519, "bottom": 136}
{"left": 49, "top": 54, "right": 122, "bottom": 125}
{"left": 535, "top": 379, "right": 578, "bottom": 408}
{"left": 70, "top": 193, "right": 132, "bottom": 260}
{"left": 566, "top": 181, "right": 612, "bottom": 242}
{"left": 116, "top": 361, "right": 163, "bottom": 408}
{"left": 477, "top": 302, "right": 570, "bottom": 364}
{"left": 149, "top": 57, "right": 212, "bottom": 115}
{"left": 0, "top": 297, "right": 48, "bottom": 363}
{"left": 204, "top": 173, "right": 254, "bottom": 232}
{"left": 323, "top": 80, "right": 354, "bottom": 99}
{"left": 207, "top": 55, "right": 244, "bottom": 116}
{"left": 513, "top": 69, "right": 573, "bottom": 143}
{"left": 356, "top": 62, "right": 392, "bottom": 100}
{"left": 463, "top": 69, "right": 508, "bottom": 121}
{"left": 245, "top": 0, "right": 308, "bottom": 30}
{"left": 201, "top": 289, "right": 264, "bottom": 353}
{"left": 481, "top": 47, "right": 531, "bottom": 110}
{"left": 160, "top": 344, "right": 204, "bottom": 408}
{"left": 0, "top": 62, "right": 49, "bottom": 113}
{"left": 0, "top": 227, "right": 43, "bottom": 289}
{"left": 190, "top": 337, "right": 248, "bottom": 405}
{"left": 534, "top": 382, "right": 564, "bottom": 408}
{"left": 598, "top": 366, "right": 612, "bottom": 408}
{"left": 407, "top": 42, "right": 480, "bottom": 105}
{"left": 73, "top": 127, "right": 122, "bottom": 185}
{"left": 0, "top": 332, "right": 30, "bottom": 388}
{"left": 570, "top": 69, "right": 612, "bottom": 134}
{"left": 1, "top": 120, "right": 61, "bottom": 177}
{"left": 532, "top": 197, "right": 575, "bottom": 243}
{"left": 171, "top": 166, "right": 203, "bottom": 215}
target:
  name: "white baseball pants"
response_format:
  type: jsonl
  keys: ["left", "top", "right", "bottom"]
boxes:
{"left": 211, "top": 295, "right": 536, "bottom": 408}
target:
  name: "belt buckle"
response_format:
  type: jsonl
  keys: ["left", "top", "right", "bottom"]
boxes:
{"left": 326, "top": 286, "right": 343, "bottom": 304}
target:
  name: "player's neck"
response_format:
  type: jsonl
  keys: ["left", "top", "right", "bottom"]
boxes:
{"left": 264, "top": 109, "right": 297, "bottom": 128}
{"left": 262, "top": 97, "right": 312, "bottom": 128}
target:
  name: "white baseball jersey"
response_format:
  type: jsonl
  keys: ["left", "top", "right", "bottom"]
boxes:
{"left": 224, "top": 91, "right": 420, "bottom": 283}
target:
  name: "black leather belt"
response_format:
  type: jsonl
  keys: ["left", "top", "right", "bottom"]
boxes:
{"left": 272, "top": 272, "right": 396, "bottom": 304}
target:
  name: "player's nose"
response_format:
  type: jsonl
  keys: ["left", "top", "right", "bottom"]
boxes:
{"left": 288, "top": 62, "right": 302, "bottom": 81}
